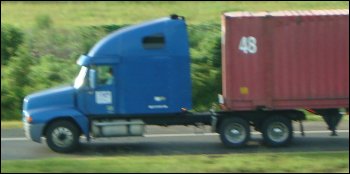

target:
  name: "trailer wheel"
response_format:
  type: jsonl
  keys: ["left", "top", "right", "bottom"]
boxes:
{"left": 219, "top": 117, "right": 250, "bottom": 148}
{"left": 46, "top": 120, "right": 80, "bottom": 153}
{"left": 262, "top": 116, "right": 293, "bottom": 147}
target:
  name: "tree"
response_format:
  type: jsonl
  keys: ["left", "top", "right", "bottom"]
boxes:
{"left": 191, "top": 31, "right": 221, "bottom": 111}
{"left": 1, "top": 24, "right": 24, "bottom": 65}
{"left": 1, "top": 46, "right": 35, "bottom": 120}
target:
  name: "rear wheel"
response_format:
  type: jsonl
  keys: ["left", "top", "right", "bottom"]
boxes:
{"left": 219, "top": 117, "right": 250, "bottom": 148}
{"left": 262, "top": 116, "right": 293, "bottom": 147}
{"left": 46, "top": 120, "right": 80, "bottom": 153}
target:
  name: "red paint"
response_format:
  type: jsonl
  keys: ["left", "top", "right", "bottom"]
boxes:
{"left": 222, "top": 10, "right": 349, "bottom": 110}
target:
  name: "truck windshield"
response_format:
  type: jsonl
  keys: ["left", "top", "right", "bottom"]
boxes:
{"left": 74, "top": 66, "right": 88, "bottom": 89}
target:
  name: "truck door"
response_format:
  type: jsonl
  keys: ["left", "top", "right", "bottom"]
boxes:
{"left": 80, "top": 65, "right": 117, "bottom": 115}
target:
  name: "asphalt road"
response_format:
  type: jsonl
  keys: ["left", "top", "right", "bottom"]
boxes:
{"left": 1, "top": 121, "right": 349, "bottom": 160}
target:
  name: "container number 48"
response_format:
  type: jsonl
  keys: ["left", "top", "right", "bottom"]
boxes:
{"left": 239, "top": 36, "right": 257, "bottom": 54}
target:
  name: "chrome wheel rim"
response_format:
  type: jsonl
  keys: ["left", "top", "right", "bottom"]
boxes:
{"left": 267, "top": 122, "right": 289, "bottom": 143}
{"left": 52, "top": 127, "right": 74, "bottom": 148}
{"left": 224, "top": 123, "right": 246, "bottom": 144}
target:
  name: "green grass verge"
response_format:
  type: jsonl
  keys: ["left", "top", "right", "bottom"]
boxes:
{"left": 1, "top": 120, "right": 23, "bottom": 129}
{"left": 1, "top": 1, "right": 348, "bottom": 29}
{"left": 304, "top": 111, "right": 349, "bottom": 122}
{"left": 1, "top": 152, "right": 349, "bottom": 173}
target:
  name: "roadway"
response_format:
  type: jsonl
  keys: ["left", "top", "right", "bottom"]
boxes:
{"left": 1, "top": 121, "right": 349, "bottom": 160}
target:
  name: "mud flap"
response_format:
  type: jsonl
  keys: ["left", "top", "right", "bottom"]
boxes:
{"left": 315, "top": 109, "right": 343, "bottom": 136}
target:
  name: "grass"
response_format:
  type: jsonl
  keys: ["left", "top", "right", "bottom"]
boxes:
{"left": 1, "top": 1, "right": 348, "bottom": 29}
{"left": 1, "top": 151, "right": 348, "bottom": 173}
{"left": 1, "top": 120, "right": 23, "bottom": 129}
{"left": 303, "top": 109, "right": 349, "bottom": 121}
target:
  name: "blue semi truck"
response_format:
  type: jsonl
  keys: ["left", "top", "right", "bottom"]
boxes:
{"left": 23, "top": 14, "right": 347, "bottom": 153}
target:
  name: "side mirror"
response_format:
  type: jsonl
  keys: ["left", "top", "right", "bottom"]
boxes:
{"left": 89, "top": 69, "right": 96, "bottom": 89}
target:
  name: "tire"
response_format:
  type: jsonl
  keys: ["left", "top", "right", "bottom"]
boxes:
{"left": 219, "top": 117, "right": 250, "bottom": 148}
{"left": 262, "top": 116, "right": 293, "bottom": 147}
{"left": 46, "top": 120, "right": 80, "bottom": 153}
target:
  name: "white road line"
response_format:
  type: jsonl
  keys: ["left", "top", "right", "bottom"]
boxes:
{"left": 145, "top": 130, "right": 350, "bottom": 137}
{"left": 293, "top": 130, "right": 349, "bottom": 134}
{"left": 1, "top": 137, "right": 28, "bottom": 141}
{"left": 1, "top": 130, "right": 348, "bottom": 141}
{"left": 144, "top": 133, "right": 218, "bottom": 137}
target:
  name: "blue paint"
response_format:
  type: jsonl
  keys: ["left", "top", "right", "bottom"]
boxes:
{"left": 78, "top": 16, "right": 192, "bottom": 114}
{"left": 23, "top": 16, "right": 192, "bottom": 141}
{"left": 23, "top": 86, "right": 90, "bottom": 137}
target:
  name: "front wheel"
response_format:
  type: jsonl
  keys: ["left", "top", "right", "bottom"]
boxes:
{"left": 219, "top": 117, "right": 250, "bottom": 148}
{"left": 46, "top": 120, "right": 80, "bottom": 153}
{"left": 262, "top": 116, "right": 293, "bottom": 147}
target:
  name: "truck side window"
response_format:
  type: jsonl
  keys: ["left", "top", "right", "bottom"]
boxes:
{"left": 142, "top": 34, "right": 165, "bottom": 49}
{"left": 96, "top": 66, "right": 114, "bottom": 85}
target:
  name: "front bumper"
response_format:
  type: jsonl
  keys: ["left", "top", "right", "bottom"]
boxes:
{"left": 24, "top": 122, "right": 45, "bottom": 143}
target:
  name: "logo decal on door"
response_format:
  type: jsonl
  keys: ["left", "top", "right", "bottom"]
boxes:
{"left": 96, "top": 91, "right": 112, "bottom": 104}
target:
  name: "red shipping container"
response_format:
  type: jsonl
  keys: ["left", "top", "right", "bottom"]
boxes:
{"left": 221, "top": 10, "right": 349, "bottom": 111}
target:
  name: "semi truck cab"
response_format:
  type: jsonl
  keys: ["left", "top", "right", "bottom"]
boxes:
{"left": 75, "top": 15, "right": 192, "bottom": 115}
{"left": 23, "top": 15, "right": 194, "bottom": 152}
